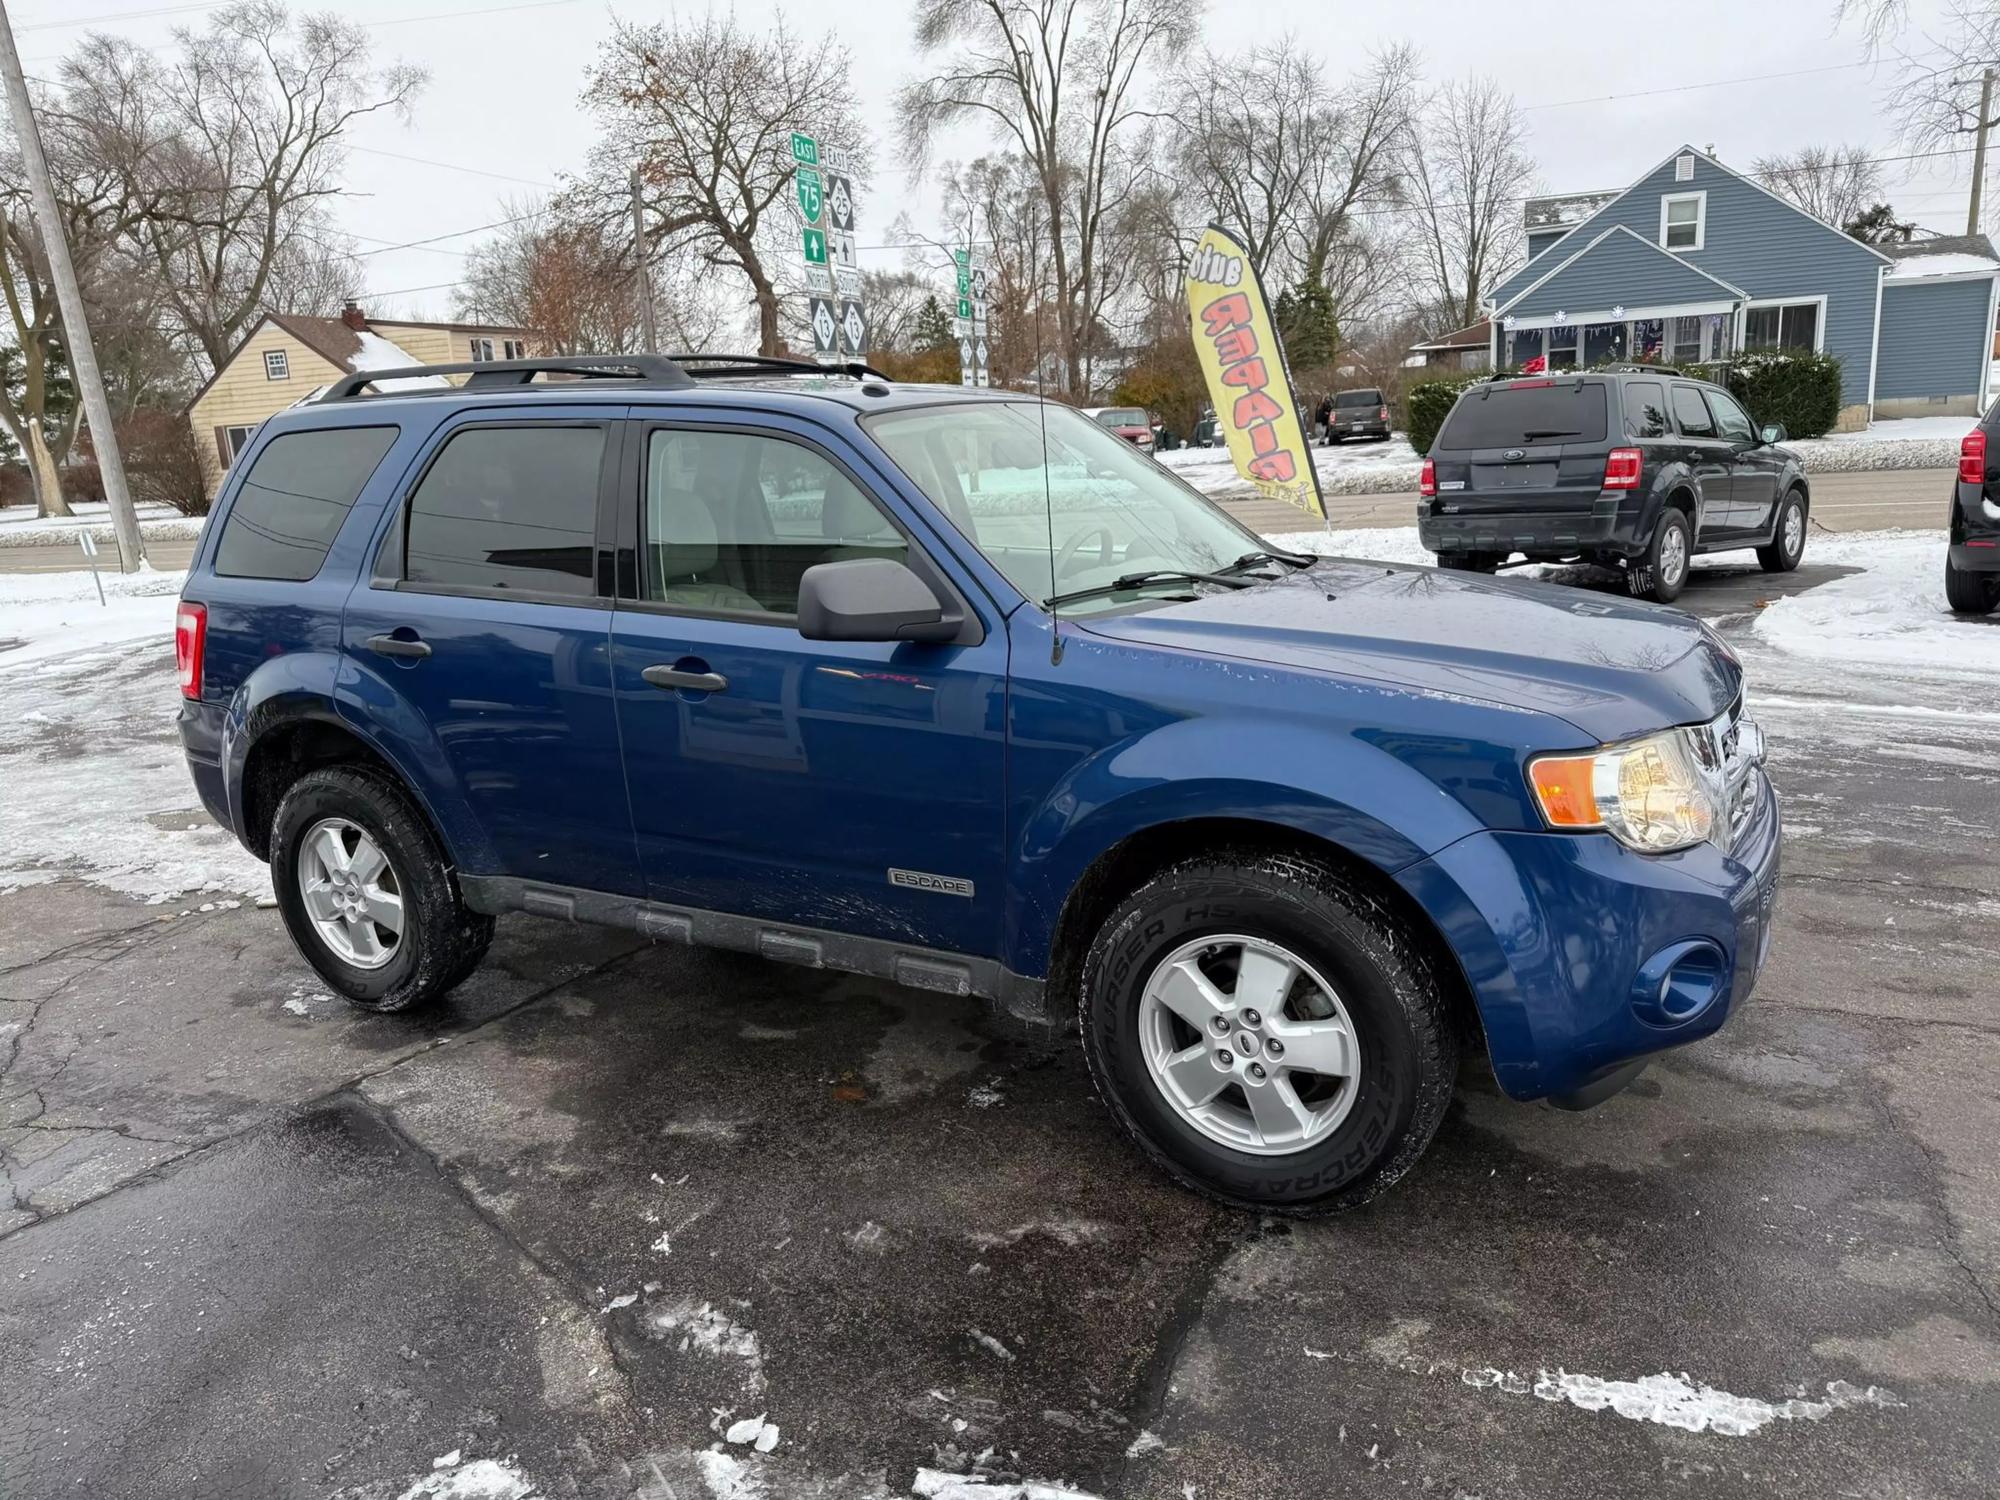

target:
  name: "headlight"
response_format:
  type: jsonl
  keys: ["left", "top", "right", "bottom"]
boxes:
{"left": 1528, "top": 727, "right": 1723, "bottom": 853}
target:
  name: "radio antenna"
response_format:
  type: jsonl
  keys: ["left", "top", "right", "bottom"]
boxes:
{"left": 1036, "top": 270, "right": 1061, "bottom": 665}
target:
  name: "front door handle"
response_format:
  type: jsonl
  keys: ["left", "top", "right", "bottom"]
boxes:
{"left": 367, "top": 633, "right": 431, "bottom": 660}
{"left": 643, "top": 665, "right": 728, "bottom": 694}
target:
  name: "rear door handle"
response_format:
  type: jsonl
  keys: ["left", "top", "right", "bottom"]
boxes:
{"left": 367, "top": 633, "right": 431, "bottom": 660}
{"left": 643, "top": 665, "right": 728, "bottom": 693}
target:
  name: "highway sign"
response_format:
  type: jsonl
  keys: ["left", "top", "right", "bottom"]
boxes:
{"left": 954, "top": 246, "right": 970, "bottom": 269}
{"left": 795, "top": 166, "right": 823, "bottom": 225}
{"left": 955, "top": 268, "right": 971, "bottom": 295}
{"left": 790, "top": 131, "right": 818, "bottom": 166}
{"left": 957, "top": 296, "right": 972, "bottom": 319}
{"left": 802, "top": 228, "right": 827, "bottom": 265}
{"left": 958, "top": 336, "right": 974, "bottom": 387}
{"left": 834, "top": 265, "right": 861, "bottom": 299}
{"left": 809, "top": 296, "right": 838, "bottom": 357}
{"left": 970, "top": 267, "right": 988, "bottom": 301}
{"left": 838, "top": 298, "right": 868, "bottom": 356}
{"left": 974, "top": 337, "right": 990, "bottom": 387}
{"left": 825, "top": 172, "right": 855, "bottom": 233}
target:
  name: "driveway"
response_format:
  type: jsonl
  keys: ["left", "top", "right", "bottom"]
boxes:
{"left": 1, "top": 561, "right": 1995, "bottom": 1499}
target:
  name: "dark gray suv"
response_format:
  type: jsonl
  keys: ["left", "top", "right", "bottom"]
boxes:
{"left": 1418, "top": 369, "right": 1809, "bottom": 603}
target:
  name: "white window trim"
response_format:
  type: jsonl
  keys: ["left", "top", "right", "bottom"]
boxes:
{"left": 1742, "top": 294, "right": 1827, "bottom": 353}
{"left": 1502, "top": 298, "right": 1737, "bottom": 331}
{"left": 470, "top": 337, "right": 495, "bottom": 362}
{"left": 1660, "top": 191, "right": 1707, "bottom": 253}
{"left": 263, "top": 349, "right": 289, "bottom": 381}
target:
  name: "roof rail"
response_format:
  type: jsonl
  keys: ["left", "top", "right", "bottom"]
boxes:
{"left": 669, "top": 352, "right": 896, "bottom": 382}
{"left": 318, "top": 353, "right": 695, "bottom": 402}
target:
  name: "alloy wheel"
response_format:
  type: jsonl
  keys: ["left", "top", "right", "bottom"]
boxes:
{"left": 297, "top": 816, "right": 404, "bottom": 970}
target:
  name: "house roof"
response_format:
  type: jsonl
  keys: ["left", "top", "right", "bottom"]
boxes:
{"left": 1879, "top": 233, "right": 2000, "bottom": 281}
{"left": 1494, "top": 223, "right": 1749, "bottom": 321}
{"left": 1524, "top": 191, "right": 1619, "bottom": 230}
{"left": 189, "top": 307, "right": 536, "bottom": 411}
{"left": 1410, "top": 318, "right": 1490, "bottom": 352}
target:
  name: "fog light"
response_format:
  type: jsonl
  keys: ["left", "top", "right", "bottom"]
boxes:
{"left": 1631, "top": 940, "right": 1728, "bottom": 1026}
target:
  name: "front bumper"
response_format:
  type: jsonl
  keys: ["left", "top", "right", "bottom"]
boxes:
{"left": 1395, "top": 764, "right": 1781, "bottom": 1103}
{"left": 1420, "top": 495, "right": 1642, "bottom": 559}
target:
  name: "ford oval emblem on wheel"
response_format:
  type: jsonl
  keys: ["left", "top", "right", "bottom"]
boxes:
{"left": 1503, "top": 447, "right": 1525, "bottom": 461}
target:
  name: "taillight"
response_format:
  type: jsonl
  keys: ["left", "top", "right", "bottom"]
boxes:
{"left": 1960, "top": 428, "right": 1986, "bottom": 484}
{"left": 1378, "top": 405, "right": 1390, "bottom": 422}
{"left": 1603, "top": 447, "right": 1644, "bottom": 490}
{"left": 175, "top": 601, "right": 206, "bottom": 700}
{"left": 1420, "top": 457, "right": 1437, "bottom": 497}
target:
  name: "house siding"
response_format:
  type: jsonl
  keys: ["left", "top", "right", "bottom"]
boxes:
{"left": 187, "top": 322, "right": 344, "bottom": 495}
{"left": 1487, "top": 149, "right": 1887, "bottom": 414}
{"left": 1875, "top": 278, "right": 1997, "bottom": 407}
{"left": 1504, "top": 230, "right": 1737, "bottom": 319}
{"left": 1525, "top": 228, "right": 1567, "bottom": 263}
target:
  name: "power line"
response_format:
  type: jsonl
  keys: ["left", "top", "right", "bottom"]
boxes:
{"left": 1522, "top": 61, "right": 1879, "bottom": 112}
{"left": 18, "top": 0, "right": 583, "bottom": 36}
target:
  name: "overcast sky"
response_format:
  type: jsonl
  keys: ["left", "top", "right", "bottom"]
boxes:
{"left": 12, "top": 0, "right": 1977, "bottom": 326}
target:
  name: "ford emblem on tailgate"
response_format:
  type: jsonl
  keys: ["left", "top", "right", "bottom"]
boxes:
{"left": 1503, "top": 448, "right": 1525, "bottom": 461}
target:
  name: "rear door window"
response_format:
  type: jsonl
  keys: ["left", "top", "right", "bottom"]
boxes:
{"left": 1334, "top": 390, "right": 1382, "bottom": 409}
{"left": 1671, "top": 385, "right": 1717, "bottom": 438}
{"left": 1623, "top": 381, "right": 1669, "bottom": 439}
{"left": 214, "top": 426, "right": 398, "bottom": 581}
{"left": 1706, "top": 387, "right": 1755, "bottom": 442}
{"left": 1434, "top": 383, "right": 1608, "bottom": 449}
{"left": 404, "top": 424, "right": 605, "bottom": 598}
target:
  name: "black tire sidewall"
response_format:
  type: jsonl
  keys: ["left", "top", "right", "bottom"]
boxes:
{"left": 1641, "top": 510, "right": 1691, "bottom": 601}
{"left": 269, "top": 768, "right": 464, "bottom": 1011}
{"left": 1080, "top": 864, "right": 1441, "bottom": 1211}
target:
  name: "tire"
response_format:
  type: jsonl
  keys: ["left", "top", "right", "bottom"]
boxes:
{"left": 1439, "top": 552, "right": 1502, "bottom": 574}
{"left": 1077, "top": 850, "right": 1460, "bottom": 1213}
{"left": 1630, "top": 507, "right": 1692, "bottom": 603}
{"left": 269, "top": 765, "right": 493, "bottom": 1013}
{"left": 1945, "top": 554, "right": 2000, "bottom": 614}
{"left": 1756, "top": 488, "right": 1807, "bottom": 573}
{"left": 1325, "top": 434, "right": 1342, "bottom": 446}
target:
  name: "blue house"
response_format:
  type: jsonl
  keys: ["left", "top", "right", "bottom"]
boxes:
{"left": 1484, "top": 145, "right": 2000, "bottom": 430}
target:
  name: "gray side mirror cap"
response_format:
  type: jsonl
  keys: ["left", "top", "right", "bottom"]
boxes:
{"left": 797, "top": 557, "right": 960, "bottom": 643}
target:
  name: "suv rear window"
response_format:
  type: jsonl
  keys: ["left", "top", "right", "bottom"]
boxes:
{"left": 214, "top": 426, "right": 398, "bottom": 581}
{"left": 1334, "top": 390, "right": 1382, "bottom": 409}
{"left": 405, "top": 424, "right": 603, "bottom": 597}
{"left": 1434, "top": 382, "right": 1609, "bottom": 449}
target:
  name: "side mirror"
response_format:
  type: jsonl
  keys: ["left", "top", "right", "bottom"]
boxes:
{"left": 1760, "top": 423, "right": 1787, "bottom": 446}
{"left": 797, "top": 557, "right": 960, "bottom": 644}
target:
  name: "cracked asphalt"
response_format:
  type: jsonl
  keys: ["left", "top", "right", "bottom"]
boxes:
{"left": 2, "top": 556, "right": 1997, "bottom": 1498}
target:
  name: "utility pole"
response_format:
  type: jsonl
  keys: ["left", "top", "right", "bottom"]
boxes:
{"left": 629, "top": 166, "right": 658, "bottom": 353}
{"left": 0, "top": 0, "right": 142, "bottom": 572}
{"left": 1971, "top": 67, "right": 1997, "bottom": 237}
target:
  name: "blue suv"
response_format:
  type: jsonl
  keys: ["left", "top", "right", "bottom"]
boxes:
{"left": 176, "top": 354, "right": 1781, "bottom": 1212}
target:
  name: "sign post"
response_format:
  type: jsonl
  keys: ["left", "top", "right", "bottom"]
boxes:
{"left": 792, "top": 130, "right": 866, "bottom": 365}
{"left": 77, "top": 529, "right": 104, "bottom": 606}
{"left": 954, "top": 246, "right": 989, "bottom": 387}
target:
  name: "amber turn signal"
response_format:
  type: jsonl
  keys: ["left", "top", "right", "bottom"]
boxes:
{"left": 1529, "top": 753, "right": 1600, "bottom": 828}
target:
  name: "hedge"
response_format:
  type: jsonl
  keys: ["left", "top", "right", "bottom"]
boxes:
{"left": 1407, "top": 350, "right": 1844, "bottom": 453}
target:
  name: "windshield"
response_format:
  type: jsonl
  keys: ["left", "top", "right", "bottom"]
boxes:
{"left": 1094, "top": 407, "right": 1148, "bottom": 427}
{"left": 864, "top": 401, "right": 1265, "bottom": 615}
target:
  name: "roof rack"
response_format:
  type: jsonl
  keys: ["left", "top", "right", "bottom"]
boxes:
{"left": 318, "top": 351, "right": 896, "bottom": 402}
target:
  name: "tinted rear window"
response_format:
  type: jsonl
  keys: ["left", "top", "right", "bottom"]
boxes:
{"left": 404, "top": 424, "right": 603, "bottom": 597}
{"left": 1095, "top": 408, "right": 1147, "bottom": 426}
{"left": 1334, "top": 390, "right": 1382, "bottom": 408}
{"left": 1624, "top": 380, "right": 1668, "bottom": 439}
{"left": 214, "top": 426, "right": 398, "bottom": 581}
{"left": 1435, "top": 383, "right": 1609, "bottom": 449}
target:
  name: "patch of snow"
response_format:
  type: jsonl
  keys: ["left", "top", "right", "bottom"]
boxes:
{"left": 1124, "top": 1430, "right": 1165, "bottom": 1458}
{"left": 349, "top": 330, "right": 452, "bottom": 390}
{"left": 1883, "top": 251, "right": 2000, "bottom": 279}
{"left": 1158, "top": 433, "right": 1422, "bottom": 498}
{"left": 1755, "top": 529, "right": 2000, "bottom": 676}
{"left": 602, "top": 1292, "right": 637, "bottom": 1313}
{"left": 0, "top": 564, "right": 186, "bottom": 672}
{"left": 966, "top": 1220, "right": 1110, "bottom": 1250}
{"left": 911, "top": 1472, "right": 1103, "bottom": 1500}
{"left": 968, "top": 1328, "right": 1016, "bottom": 1362}
{"left": 0, "top": 500, "right": 203, "bottom": 549}
{"left": 396, "top": 1456, "right": 535, "bottom": 1500}
{"left": 1466, "top": 1366, "right": 1901, "bottom": 1437}
{"left": 281, "top": 997, "right": 312, "bottom": 1017}
{"left": 966, "top": 1079, "right": 1005, "bottom": 1109}
{"left": 648, "top": 1298, "right": 764, "bottom": 1390}
{"left": 723, "top": 1413, "right": 780, "bottom": 1451}
{"left": 1808, "top": 414, "right": 1978, "bottom": 445}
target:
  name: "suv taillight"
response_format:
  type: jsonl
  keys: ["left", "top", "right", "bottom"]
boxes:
{"left": 1420, "top": 457, "right": 1437, "bottom": 497}
{"left": 175, "top": 601, "right": 206, "bottom": 700}
{"left": 1378, "top": 405, "right": 1390, "bottom": 422}
{"left": 1961, "top": 428, "right": 1986, "bottom": 485}
{"left": 1603, "top": 447, "right": 1643, "bottom": 490}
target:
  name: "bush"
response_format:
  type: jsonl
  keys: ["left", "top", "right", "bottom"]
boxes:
{"left": 1685, "top": 351, "right": 1843, "bottom": 440}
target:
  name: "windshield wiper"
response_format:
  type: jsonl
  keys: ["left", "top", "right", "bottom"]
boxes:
{"left": 1518, "top": 428, "right": 1582, "bottom": 440}
{"left": 1223, "top": 548, "right": 1315, "bottom": 574}
{"left": 1044, "top": 568, "right": 1255, "bottom": 609}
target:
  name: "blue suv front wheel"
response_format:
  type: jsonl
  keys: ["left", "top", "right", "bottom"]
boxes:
{"left": 1078, "top": 849, "right": 1461, "bottom": 1212}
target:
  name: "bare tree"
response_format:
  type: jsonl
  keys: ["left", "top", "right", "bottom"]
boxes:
{"left": 130, "top": 3, "right": 424, "bottom": 373}
{"left": 1753, "top": 144, "right": 1886, "bottom": 229}
{"left": 1402, "top": 76, "right": 1534, "bottom": 332}
{"left": 577, "top": 14, "right": 863, "bottom": 358}
{"left": 899, "top": 0, "right": 1199, "bottom": 395}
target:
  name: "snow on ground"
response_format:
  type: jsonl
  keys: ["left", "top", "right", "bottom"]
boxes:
{"left": 0, "top": 566, "right": 269, "bottom": 903}
{"left": 1157, "top": 434, "right": 1421, "bottom": 497}
{"left": 1753, "top": 529, "right": 2000, "bottom": 675}
{"left": 0, "top": 500, "right": 205, "bottom": 548}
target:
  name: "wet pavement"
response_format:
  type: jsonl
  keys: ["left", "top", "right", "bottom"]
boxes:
{"left": 3, "top": 569, "right": 1998, "bottom": 1498}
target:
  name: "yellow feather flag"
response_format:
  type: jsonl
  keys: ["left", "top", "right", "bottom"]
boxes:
{"left": 1184, "top": 225, "right": 1326, "bottom": 521}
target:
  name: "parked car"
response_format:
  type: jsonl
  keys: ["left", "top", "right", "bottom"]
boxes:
{"left": 1326, "top": 387, "right": 1392, "bottom": 444}
{"left": 1949, "top": 416, "right": 2000, "bottom": 614}
{"left": 1084, "top": 405, "right": 1155, "bottom": 451}
{"left": 176, "top": 353, "right": 1779, "bottom": 1213}
{"left": 1418, "top": 368, "right": 1809, "bottom": 603}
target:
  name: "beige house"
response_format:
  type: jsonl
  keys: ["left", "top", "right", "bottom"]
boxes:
{"left": 187, "top": 302, "right": 541, "bottom": 494}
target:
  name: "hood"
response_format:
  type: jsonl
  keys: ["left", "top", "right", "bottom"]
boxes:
{"left": 1079, "top": 560, "right": 1741, "bottom": 744}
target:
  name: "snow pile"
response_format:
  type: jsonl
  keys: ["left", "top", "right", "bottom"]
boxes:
{"left": 1158, "top": 435, "right": 1422, "bottom": 497}
{"left": 1883, "top": 251, "right": 2000, "bottom": 280}
{"left": 395, "top": 1454, "right": 536, "bottom": 1500}
{"left": 1462, "top": 1365, "right": 1901, "bottom": 1438}
{"left": 1754, "top": 529, "right": 2000, "bottom": 674}
{"left": 0, "top": 500, "right": 204, "bottom": 549}
{"left": 0, "top": 564, "right": 185, "bottom": 671}
{"left": 350, "top": 330, "right": 452, "bottom": 391}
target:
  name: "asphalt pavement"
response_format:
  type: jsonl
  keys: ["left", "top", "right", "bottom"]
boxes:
{"left": 1, "top": 560, "right": 1996, "bottom": 1499}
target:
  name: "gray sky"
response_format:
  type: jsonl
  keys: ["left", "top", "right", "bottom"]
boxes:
{"left": 12, "top": 0, "right": 1977, "bottom": 324}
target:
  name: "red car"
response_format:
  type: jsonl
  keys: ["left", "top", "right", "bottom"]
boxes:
{"left": 1085, "top": 406, "right": 1155, "bottom": 451}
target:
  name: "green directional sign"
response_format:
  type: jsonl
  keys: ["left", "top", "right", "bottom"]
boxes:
{"left": 957, "top": 296, "right": 973, "bottom": 319}
{"left": 802, "top": 227, "right": 828, "bottom": 265}
{"left": 955, "top": 269, "right": 971, "bottom": 294}
{"left": 795, "top": 165, "right": 823, "bottom": 225}
{"left": 790, "top": 131, "right": 819, "bottom": 166}
{"left": 953, "top": 246, "right": 970, "bottom": 269}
